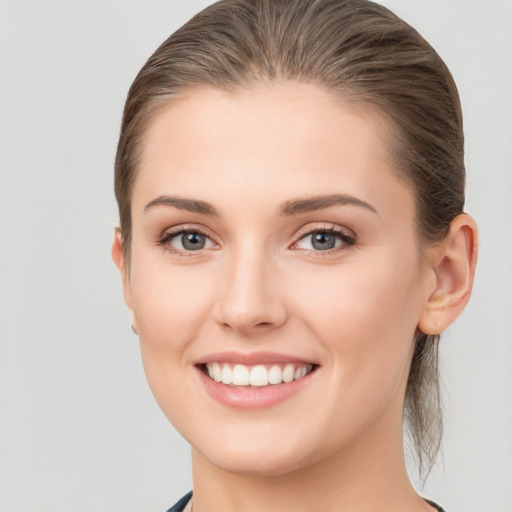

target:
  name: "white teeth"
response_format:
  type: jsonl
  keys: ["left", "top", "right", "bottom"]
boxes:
{"left": 282, "top": 364, "right": 294, "bottom": 383}
{"left": 221, "top": 365, "right": 233, "bottom": 385}
{"left": 268, "top": 365, "right": 282, "bottom": 385}
{"left": 212, "top": 363, "right": 222, "bottom": 382}
{"left": 205, "top": 362, "right": 313, "bottom": 386}
{"left": 294, "top": 366, "right": 308, "bottom": 379}
{"left": 250, "top": 365, "right": 269, "bottom": 386}
{"left": 232, "top": 364, "right": 250, "bottom": 386}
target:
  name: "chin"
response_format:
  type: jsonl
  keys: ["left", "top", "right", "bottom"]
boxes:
{"left": 199, "top": 445, "right": 318, "bottom": 478}
{"left": 188, "top": 419, "right": 337, "bottom": 478}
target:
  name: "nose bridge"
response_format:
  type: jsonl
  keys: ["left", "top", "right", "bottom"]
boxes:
{"left": 216, "top": 237, "right": 286, "bottom": 333}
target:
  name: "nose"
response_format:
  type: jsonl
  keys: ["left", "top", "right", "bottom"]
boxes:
{"left": 214, "top": 245, "right": 288, "bottom": 336}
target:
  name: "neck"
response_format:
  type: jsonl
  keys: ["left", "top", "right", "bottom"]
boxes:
{"left": 189, "top": 416, "right": 431, "bottom": 512}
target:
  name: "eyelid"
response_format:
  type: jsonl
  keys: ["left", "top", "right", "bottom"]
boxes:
{"left": 158, "top": 224, "right": 219, "bottom": 255}
{"left": 290, "top": 223, "right": 356, "bottom": 253}
{"left": 292, "top": 223, "right": 355, "bottom": 242}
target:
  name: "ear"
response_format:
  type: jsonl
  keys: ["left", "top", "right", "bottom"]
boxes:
{"left": 111, "top": 228, "right": 138, "bottom": 334}
{"left": 418, "top": 214, "right": 478, "bottom": 335}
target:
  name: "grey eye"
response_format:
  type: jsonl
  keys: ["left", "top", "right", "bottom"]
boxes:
{"left": 162, "top": 229, "right": 216, "bottom": 254}
{"left": 181, "top": 232, "right": 206, "bottom": 250}
{"left": 293, "top": 228, "right": 353, "bottom": 253}
{"left": 311, "top": 232, "right": 336, "bottom": 250}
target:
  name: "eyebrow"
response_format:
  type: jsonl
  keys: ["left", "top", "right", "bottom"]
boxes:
{"left": 278, "top": 194, "right": 378, "bottom": 216}
{"left": 144, "top": 196, "right": 219, "bottom": 216}
{"left": 144, "top": 193, "right": 378, "bottom": 217}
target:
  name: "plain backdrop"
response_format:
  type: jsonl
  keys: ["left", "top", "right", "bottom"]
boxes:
{"left": 0, "top": 1, "right": 511, "bottom": 511}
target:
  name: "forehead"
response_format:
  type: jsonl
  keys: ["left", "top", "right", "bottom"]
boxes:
{"left": 134, "top": 82, "right": 413, "bottom": 219}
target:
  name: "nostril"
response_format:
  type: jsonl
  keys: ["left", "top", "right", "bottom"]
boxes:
{"left": 214, "top": 287, "right": 288, "bottom": 332}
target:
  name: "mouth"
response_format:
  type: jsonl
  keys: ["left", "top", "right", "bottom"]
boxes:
{"left": 195, "top": 352, "right": 319, "bottom": 409}
{"left": 199, "top": 362, "right": 317, "bottom": 387}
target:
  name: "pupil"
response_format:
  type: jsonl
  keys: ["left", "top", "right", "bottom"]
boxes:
{"left": 312, "top": 232, "right": 335, "bottom": 250}
{"left": 182, "top": 232, "right": 205, "bottom": 250}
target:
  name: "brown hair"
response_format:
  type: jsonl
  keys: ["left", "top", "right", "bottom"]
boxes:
{"left": 114, "top": 0, "right": 465, "bottom": 478}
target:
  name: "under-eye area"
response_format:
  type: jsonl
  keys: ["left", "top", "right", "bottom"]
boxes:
{"left": 198, "top": 363, "right": 318, "bottom": 387}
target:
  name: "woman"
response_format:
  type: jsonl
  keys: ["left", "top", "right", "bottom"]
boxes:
{"left": 112, "top": 1, "right": 477, "bottom": 511}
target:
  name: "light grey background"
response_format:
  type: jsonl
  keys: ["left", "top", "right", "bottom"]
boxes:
{"left": 0, "top": 1, "right": 510, "bottom": 511}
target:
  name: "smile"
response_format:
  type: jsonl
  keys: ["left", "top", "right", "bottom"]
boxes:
{"left": 196, "top": 353, "right": 319, "bottom": 409}
{"left": 204, "top": 362, "right": 315, "bottom": 387}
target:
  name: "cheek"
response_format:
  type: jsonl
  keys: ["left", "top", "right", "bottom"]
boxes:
{"left": 129, "top": 257, "right": 217, "bottom": 384}
{"left": 128, "top": 258, "right": 221, "bottom": 429}
{"left": 290, "top": 251, "right": 423, "bottom": 388}
{"left": 283, "top": 254, "right": 424, "bottom": 446}
{"left": 131, "top": 257, "right": 214, "bottom": 336}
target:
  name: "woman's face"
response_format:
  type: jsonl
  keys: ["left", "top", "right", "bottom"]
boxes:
{"left": 118, "top": 83, "right": 436, "bottom": 476}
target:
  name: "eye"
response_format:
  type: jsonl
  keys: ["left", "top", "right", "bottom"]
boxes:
{"left": 293, "top": 228, "right": 354, "bottom": 253}
{"left": 159, "top": 229, "right": 216, "bottom": 254}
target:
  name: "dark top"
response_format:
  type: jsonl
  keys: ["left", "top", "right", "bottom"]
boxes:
{"left": 166, "top": 491, "right": 192, "bottom": 512}
{"left": 166, "top": 492, "right": 447, "bottom": 511}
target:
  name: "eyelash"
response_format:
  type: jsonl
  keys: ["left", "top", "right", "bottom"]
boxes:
{"left": 158, "top": 226, "right": 217, "bottom": 257}
{"left": 157, "top": 225, "right": 355, "bottom": 257}
{"left": 291, "top": 226, "right": 355, "bottom": 256}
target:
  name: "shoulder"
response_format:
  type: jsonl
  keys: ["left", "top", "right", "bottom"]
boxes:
{"left": 165, "top": 491, "right": 192, "bottom": 512}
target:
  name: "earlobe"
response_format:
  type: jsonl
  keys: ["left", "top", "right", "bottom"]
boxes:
{"left": 418, "top": 214, "right": 478, "bottom": 335}
{"left": 111, "top": 228, "right": 138, "bottom": 334}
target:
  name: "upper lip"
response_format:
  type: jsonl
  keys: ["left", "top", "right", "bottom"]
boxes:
{"left": 195, "top": 351, "right": 317, "bottom": 366}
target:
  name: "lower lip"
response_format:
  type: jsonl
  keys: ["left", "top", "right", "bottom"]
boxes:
{"left": 196, "top": 366, "right": 316, "bottom": 409}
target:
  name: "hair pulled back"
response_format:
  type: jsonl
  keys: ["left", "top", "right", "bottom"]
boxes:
{"left": 114, "top": 0, "right": 465, "bottom": 478}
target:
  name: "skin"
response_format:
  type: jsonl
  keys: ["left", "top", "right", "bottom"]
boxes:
{"left": 113, "top": 82, "right": 477, "bottom": 512}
